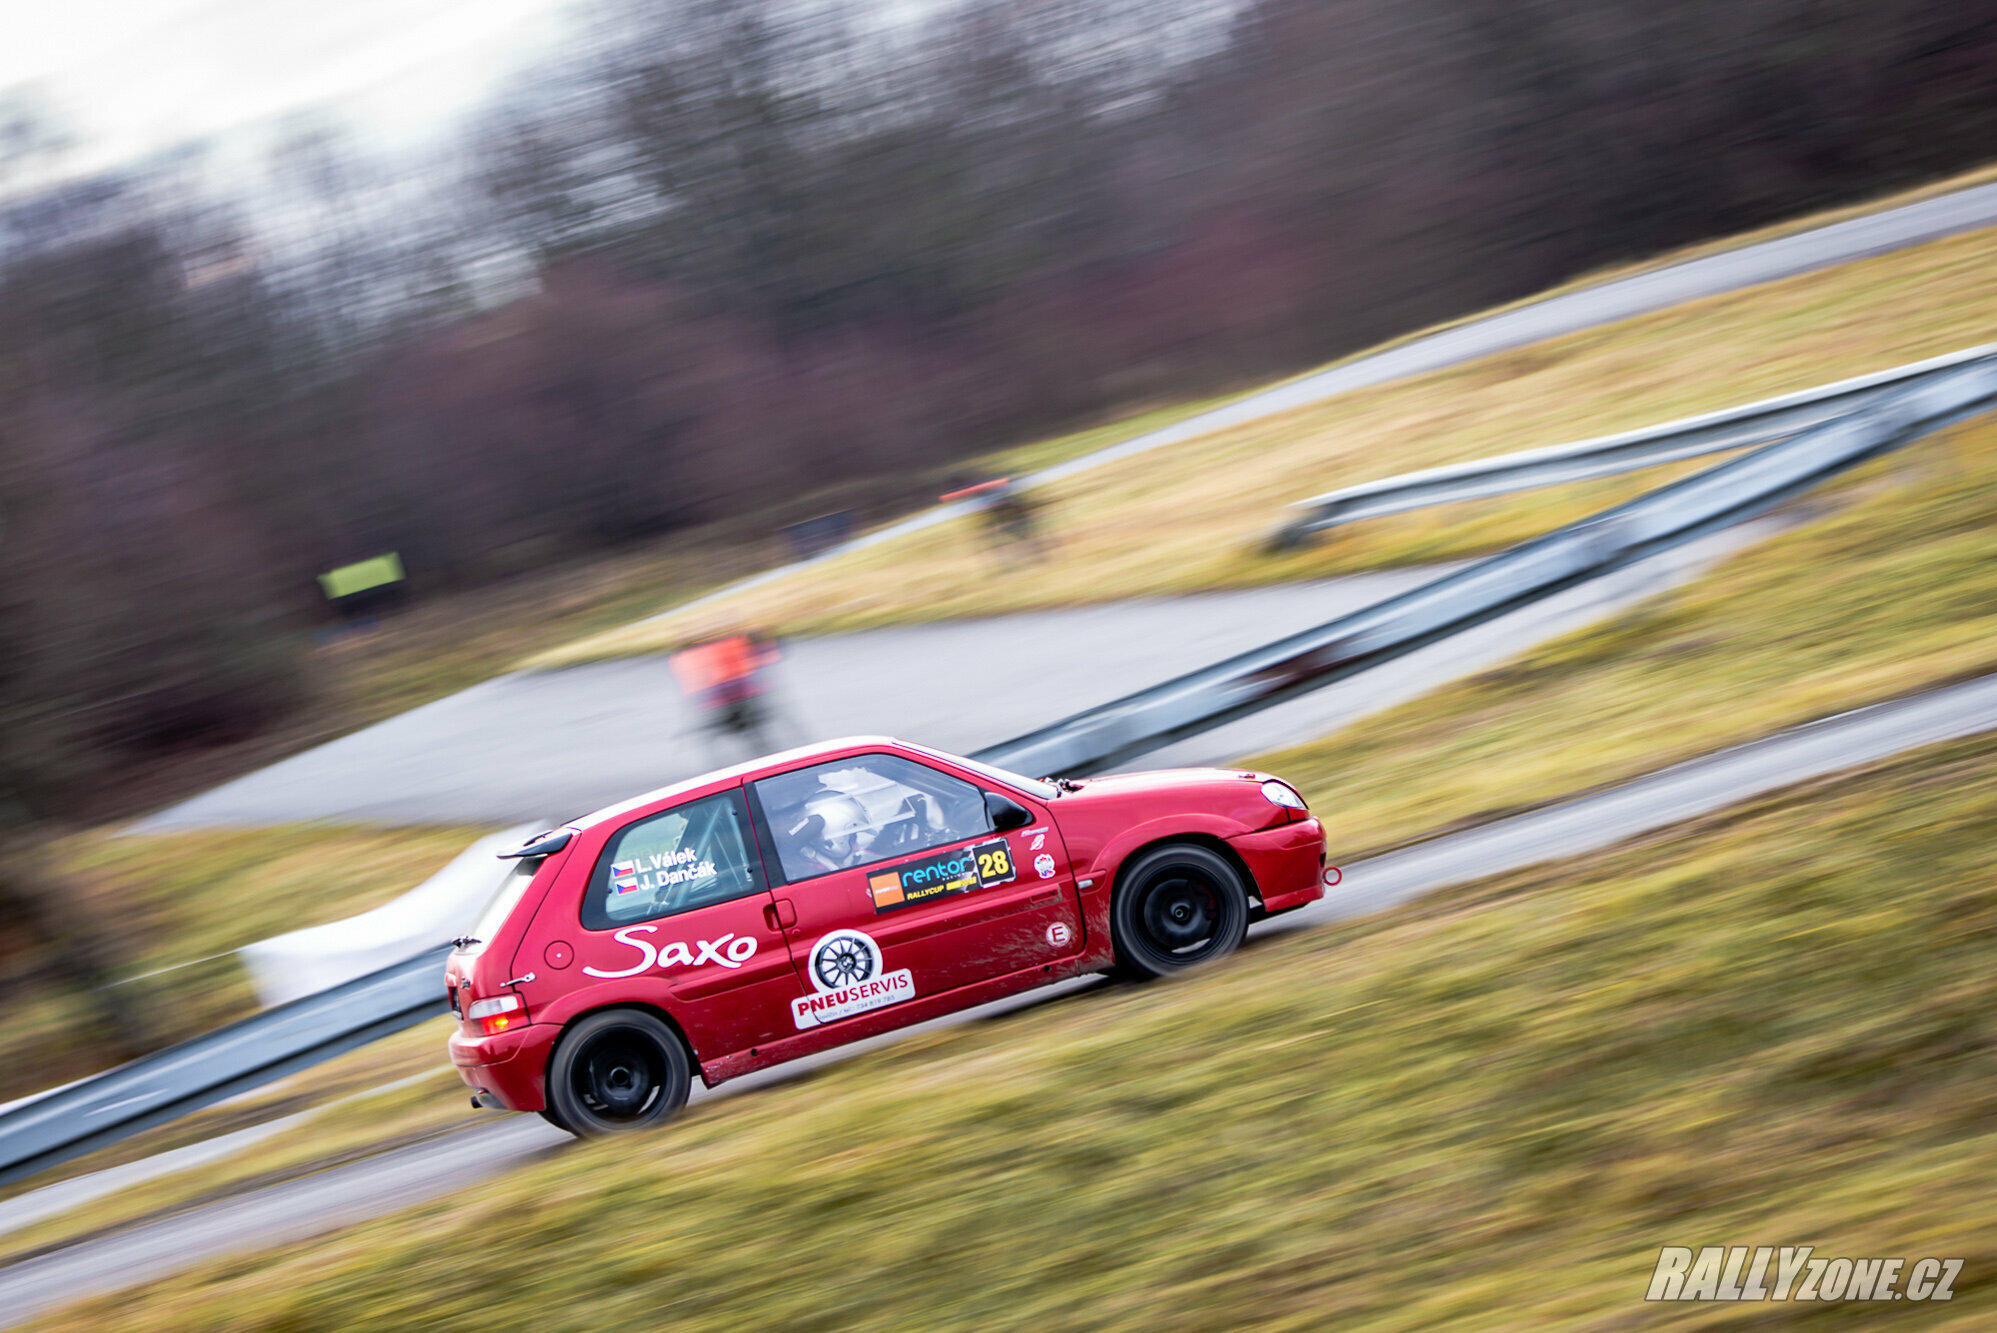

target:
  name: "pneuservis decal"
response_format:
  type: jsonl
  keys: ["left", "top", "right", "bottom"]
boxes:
{"left": 866, "top": 837, "right": 1016, "bottom": 912}
{"left": 791, "top": 929, "right": 914, "bottom": 1029}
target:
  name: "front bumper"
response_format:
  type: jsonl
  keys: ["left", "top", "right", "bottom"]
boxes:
{"left": 449, "top": 1022, "right": 559, "bottom": 1112}
{"left": 1229, "top": 816, "right": 1326, "bottom": 914}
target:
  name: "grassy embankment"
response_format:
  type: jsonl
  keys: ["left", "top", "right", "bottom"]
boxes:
{"left": 32, "top": 731, "right": 1997, "bottom": 1331}
{"left": 4, "top": 826, "right": 489, "bottom": 1102}
{"left": 541, "top": 215, "right": 1997, "bottom": 663}
{"left": 0, "top": 1018, "right": 474, "bottom": 1266}
{"left": 1250, "top": 408, "right": 1997, "bottom": 859}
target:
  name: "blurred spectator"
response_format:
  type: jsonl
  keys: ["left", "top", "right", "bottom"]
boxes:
{"left": 669, "top": 630, "right": 789, "bottom": 760}
{"left": 942, "top": 477, "right": 1048, "bottom": 562}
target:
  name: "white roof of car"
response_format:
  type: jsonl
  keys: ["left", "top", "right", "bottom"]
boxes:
{"left": 566, "top": 735, "right": 907, "bottom": 830}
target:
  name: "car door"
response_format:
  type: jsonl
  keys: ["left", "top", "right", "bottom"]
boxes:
{"left": 567, "top": 786, "right": 803, "bottom": 1058}
{"left": 747, "top": 751, "right": 1084, "bottom": 1031}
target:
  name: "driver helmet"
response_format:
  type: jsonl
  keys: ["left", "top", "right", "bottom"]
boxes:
{"left": 799, "top": 787, "right": 872, "bottom": 868}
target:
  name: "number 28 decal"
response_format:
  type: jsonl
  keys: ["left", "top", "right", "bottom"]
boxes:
{"left": 868, "top": 837, "right": 1018, "bottom": 913}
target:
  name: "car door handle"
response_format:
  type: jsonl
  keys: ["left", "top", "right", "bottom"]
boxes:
{"left": 765, "top": 899, "right": 798, "bottom": 931}
{"left": 1028, "top": 889, "right": 1060, "bottom": 906}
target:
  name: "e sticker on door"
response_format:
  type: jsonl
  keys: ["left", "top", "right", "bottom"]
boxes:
{"left": 868, "top": 837, "right": 1016, "bottom": 912}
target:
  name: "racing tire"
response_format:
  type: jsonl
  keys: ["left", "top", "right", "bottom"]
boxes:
{"left": 544, "top": 1010, "right": 692, "bottom": 1137}
{"left": 1110, "top": 843, "right": 1251, "bottom": 980}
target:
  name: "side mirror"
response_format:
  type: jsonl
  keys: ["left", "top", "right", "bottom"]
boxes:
{"left": 985, "top": 790, "right": 1034, "bottom": 832}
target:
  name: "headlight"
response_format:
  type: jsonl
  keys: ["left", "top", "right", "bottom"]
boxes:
{"left": 1261, "top": 779, "right": 1307, "bottom": 811}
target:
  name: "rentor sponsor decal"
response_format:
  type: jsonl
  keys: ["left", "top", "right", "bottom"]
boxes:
{"left": 868, "top": 837, "right": 1015, "bottom": 912}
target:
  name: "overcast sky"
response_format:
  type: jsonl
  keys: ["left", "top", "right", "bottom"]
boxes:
{"left": 0, "top": 0, "right": 575, "bottom": 174}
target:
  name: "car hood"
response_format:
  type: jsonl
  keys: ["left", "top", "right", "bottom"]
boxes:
{"left": 1042, "top": 766, "right": 1293, "bottom": 864}
{"left": 1057, "top": 767, "right": 1267, "bottom": 799}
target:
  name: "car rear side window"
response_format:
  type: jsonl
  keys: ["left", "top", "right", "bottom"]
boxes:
{"left": 467, "top": 856, "right": 544, "bottom": 949}
{"left": 753, "top": 752, "right": 991, "bottom": 882}
{"left": 581, "top": 790, "right": 763, "bottom": 932}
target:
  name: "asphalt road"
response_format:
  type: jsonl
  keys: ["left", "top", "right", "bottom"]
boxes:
{"left": 652, "top": 182, "right": 1997, "bottom": 619}
{"left": 140, "top": 520, "right": 1774, "bottom": 830}
{"left": 12, "top": 670, "right": 1997, "bottom": 1326}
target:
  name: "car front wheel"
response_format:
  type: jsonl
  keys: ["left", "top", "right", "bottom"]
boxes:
{"left": 544, "top": 1009, "right": 692, "bottom": 1137}
{"left": 1110, "top": 843, "right": 1251, "bottom": 979}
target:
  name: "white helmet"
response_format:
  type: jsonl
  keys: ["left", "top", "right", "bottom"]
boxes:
{"left": 794, "top": 789, "right": 872, "bottom": 869}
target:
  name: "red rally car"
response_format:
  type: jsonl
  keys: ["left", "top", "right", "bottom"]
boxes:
{"left": 446, "top": 737, "right": 1327, "bottom": 1135}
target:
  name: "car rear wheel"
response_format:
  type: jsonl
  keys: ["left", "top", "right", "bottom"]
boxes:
{"left": 544, "top": 1010, "right": 692, "bottom": 1137}
{"left": 1110, "top": 843, "right": 1251, "bottom": 979}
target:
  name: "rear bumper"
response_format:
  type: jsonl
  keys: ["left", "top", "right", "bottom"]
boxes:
{"left": 1229, "top": 816, "right": 1326, "bottom": 914}
{"left": 449, "top": 1022, "right": 558, "bottom": 1112}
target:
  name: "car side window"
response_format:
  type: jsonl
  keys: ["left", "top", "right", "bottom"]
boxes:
{"left": 753, "top": 753, "right": 991, "bottom": 882}
{"left": 580, "top": 790, "right": 762, "bottom": 932}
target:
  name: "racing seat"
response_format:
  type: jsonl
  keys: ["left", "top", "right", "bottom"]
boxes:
{"left": 783, "top": 811, "right": 829, "bottom": 873}
{"left": 871, "top": 794, "right": 930, "bottom": 857}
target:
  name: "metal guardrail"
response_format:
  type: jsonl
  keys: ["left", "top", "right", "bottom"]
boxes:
{"left": 0, "top": 946, "right": 450, "bottom": 1189}
{"left": 982, "top": 353, "right": 1997, "bottom": 778}
{"left": 1269, "top": 341, "right": 1997, "bottom": 548}
{"left": 4, "top": 350, "right": 1993, "bottom": 1188}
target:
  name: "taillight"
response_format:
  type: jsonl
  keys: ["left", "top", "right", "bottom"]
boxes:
{"left": 466, "top": 993, "right": 526, "bottom": 1035}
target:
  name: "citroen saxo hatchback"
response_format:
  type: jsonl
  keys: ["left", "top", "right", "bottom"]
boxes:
{"left": 446, "top": 737, "right": 1328, "bottom": 1135}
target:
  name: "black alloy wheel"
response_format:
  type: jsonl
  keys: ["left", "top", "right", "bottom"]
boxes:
{"left": 1110, "top": 843, "right": 1252, "bottom": 979}
{"left": 545, "top": 1009, "right": 692, "bottom": 1137}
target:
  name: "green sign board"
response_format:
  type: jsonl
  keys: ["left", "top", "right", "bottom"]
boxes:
{"left": 317, "top": 552, "right": 405, "bottom": 601}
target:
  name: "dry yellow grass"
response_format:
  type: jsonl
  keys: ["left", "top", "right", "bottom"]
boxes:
{"left": 1251, "top": 410, "right": 1997, "bottom": 859}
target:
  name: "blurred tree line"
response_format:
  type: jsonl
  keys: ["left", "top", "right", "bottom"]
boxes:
{"left": 4, "top": 0, "right": 1997, "bottom": 831}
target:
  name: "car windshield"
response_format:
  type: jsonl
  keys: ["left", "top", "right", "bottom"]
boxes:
{"left": 912, "top": 746, "right": 1060, "bottom": 801}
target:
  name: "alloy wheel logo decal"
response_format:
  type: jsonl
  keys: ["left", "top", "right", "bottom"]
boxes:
{"left": 793, "top": 929, "right": 913, "bottom": 1029}
{"left": 806, "top": 929, "right": 882, "bottom": 992}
